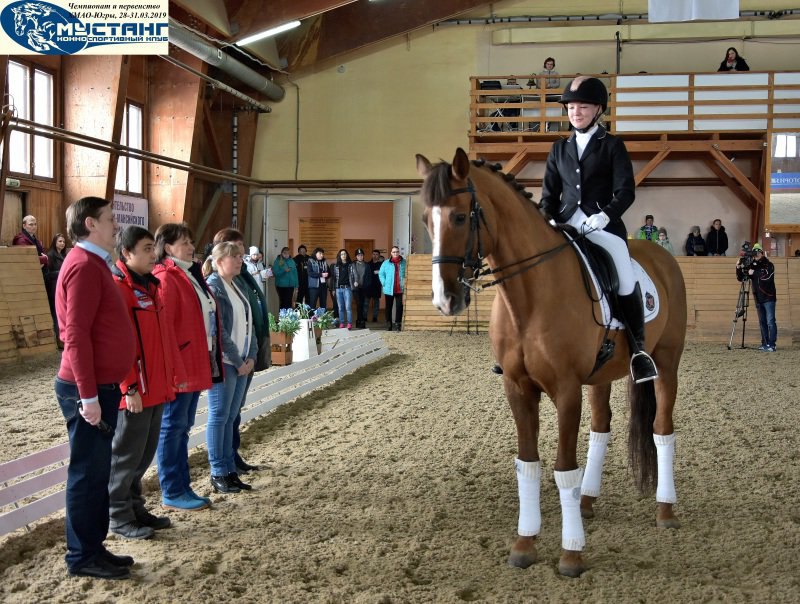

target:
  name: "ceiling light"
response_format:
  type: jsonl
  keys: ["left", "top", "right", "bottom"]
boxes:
{"left": 238, "top": 20, "right": 301, "bottom": 45}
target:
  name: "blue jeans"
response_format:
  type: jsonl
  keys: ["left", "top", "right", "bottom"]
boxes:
{"left": 157, "top": 390, "right": 200, "bottom": 498}
{"left": 756, "top": 300, "right": 777, "bottom": 348}
{"left": 55, "top": 378, "right": 121, "bottom": 570}
{"left": 232, "top": 372, "right": 254, "bottom": 465}
{"left": 336, "top": 287, "right": 353, "bottom": 325}
{"left": 206, "top": 364, "right": 248, "bottom": 476}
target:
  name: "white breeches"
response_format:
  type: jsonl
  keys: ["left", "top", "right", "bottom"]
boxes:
{"left": 567, "top": 208, "right": 636, "bottom": 295}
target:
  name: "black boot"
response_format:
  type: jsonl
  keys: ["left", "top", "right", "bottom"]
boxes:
{"left": 393, "top": 323, "right": 402, "bottom": 332}
{"left": 617, "top": 283, "right": 658, "bottom": 383}
{"left": 386, "top": 322, "right": 393, "bottom": 331}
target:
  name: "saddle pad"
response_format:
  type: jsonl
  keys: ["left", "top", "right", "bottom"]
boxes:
{"left": 569, "top": 239, "right": 660, "bottom": 328}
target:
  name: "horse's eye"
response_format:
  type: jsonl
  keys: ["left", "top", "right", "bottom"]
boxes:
{"left": 454, "top": 214, "right": 467, "bottom": 226}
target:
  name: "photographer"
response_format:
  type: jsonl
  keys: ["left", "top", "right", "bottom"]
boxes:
{"left": 735, "top": 243, "right": 777, "bottom": 352}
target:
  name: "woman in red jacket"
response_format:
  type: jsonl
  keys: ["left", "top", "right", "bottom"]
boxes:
{"left": 153, "top": 223, "right": 223, "bottom": 511}
{"left": 109, "top": 226, "right": 186, "bottom": 539}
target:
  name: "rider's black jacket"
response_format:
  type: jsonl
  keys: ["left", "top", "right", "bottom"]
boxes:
{"left": 540, "top": 125, "right": 635, "bottom": 240}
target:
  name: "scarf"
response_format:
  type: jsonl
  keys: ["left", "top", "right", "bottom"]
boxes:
{"left": 391, "top": 255, "right": 402, "bottom": 294}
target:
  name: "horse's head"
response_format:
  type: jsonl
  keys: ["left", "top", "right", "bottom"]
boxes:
{"left": 416, "top": 147, "right": 483, "bottom": 316}
{"left": 12, "top": 3, "right": 51, "bottom": 36}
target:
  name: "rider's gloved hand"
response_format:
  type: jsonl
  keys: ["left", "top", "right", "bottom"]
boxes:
{"left": 583, "top": 211, "right": 610, "bottom": 232}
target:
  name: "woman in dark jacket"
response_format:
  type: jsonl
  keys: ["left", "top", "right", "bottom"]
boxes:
{"left": 685, "top": 226, "right": 707, "bottom": 256}
{"left": 540, "top": 76, "right": 657, "bottom": 383}
{"left": 718, "top": 47, "right": 750, "bottom": 72}
{"left": 705, "top": 219, "right": 729, "bottom": 256}
{"left": 332, "top": 248, "right": 357, "bottom": 329}
{"left": 46, "top": 233, "right": 68, "bottom": 345}
{"left": 109, "top": 226, "right": 183, "bottom": 539}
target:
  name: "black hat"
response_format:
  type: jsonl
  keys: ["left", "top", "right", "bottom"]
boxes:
{"left": 559, "top": 77, "right": 608, "bottom": 112}
{"left": 355, "top": 248, "right": 365, "bottom": 255}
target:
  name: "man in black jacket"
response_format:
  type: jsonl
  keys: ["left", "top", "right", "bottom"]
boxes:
{"left": 736, "top": 243, "right": 777, "bottom": 351}
{"left": 294, "top": 245, "right": 309, "bottom": 305}
{"left": 705, "top": 219, "right": 729, "bottom": 256}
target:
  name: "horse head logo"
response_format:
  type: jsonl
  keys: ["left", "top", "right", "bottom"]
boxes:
{"left": 1, "top": 1, "right": 83, "bottom": 54}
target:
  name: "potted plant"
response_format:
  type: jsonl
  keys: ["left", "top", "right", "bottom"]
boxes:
{"left": 269, "top": 309, "right": 301, "bottom": 366}
{"left": 311, "top": 308, "right": 336, "bottom": 354}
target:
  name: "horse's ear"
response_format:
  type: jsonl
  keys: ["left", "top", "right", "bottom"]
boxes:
{"left": 451, "top": 148, "right": 470, "bottom": 181}
{"left": 416, "top": 154, "right": 432, "bottom": 178}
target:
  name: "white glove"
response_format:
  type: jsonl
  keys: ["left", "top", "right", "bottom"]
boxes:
{"left": 584, "top": 212, "right": 610, "bottom": 232}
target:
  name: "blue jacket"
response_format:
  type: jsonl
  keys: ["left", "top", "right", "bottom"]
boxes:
{"left": 272, "top": 256, "right": 299, "bottom": 288}
{"left": 378, "top": 258, "right": 407, "bottom": 296}
{"left": 206, "top": 272, "right": 257, "bottom": 370}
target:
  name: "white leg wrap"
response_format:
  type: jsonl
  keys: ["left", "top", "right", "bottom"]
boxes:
{"left": 515, "top": 459, "right": 541, "bottom": 537}
{"left": 581, "top": 431, "right": 611, "bottom": 497}
{"left": 554, "top": 468, "right": 585, "bottom": 551}
{"left": 654, "top": 432, "right": 677, "bottom": 504}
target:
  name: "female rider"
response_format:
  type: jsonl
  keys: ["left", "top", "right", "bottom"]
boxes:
{"left": 539, "top": 76, "right": 657, "bottom": 384}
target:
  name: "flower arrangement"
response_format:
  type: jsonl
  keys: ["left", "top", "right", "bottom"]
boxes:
{"left": 311, "top": 307, "right": 336, "bottom": 330}
{"left": 268, "top": 308, "right": 301, "bottom": 337}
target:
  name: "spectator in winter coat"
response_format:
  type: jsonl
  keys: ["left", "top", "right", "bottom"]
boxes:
{"left": 153, "top": 223, "right": 223, "bottom": 512}
{"left": 736, "top": 243, "right": 777, "bottom": 351}
{"left": 654, "top": 227, "right": 675, "bottom": 255}
{"left": 379, "top": 247, "right": 407, "bottom": 331}
{"left": 705, "top": 219, "right": 729, "bottom": 256}
{"left": 685, "top": 226, "right": 707, "bottom": 256}
{"left": 294, "top": 245, "right": 310, "bottom": 305}
{"left": 352, "top": 248, "right": 373, "bottom": 328}
{"left": 13, "top": 214, "right": 48, "bottom": 271}
{"left": 109, "top": 226, "right": 184, "bottom": 540}
{"left": 272, "top": 246, "right": 299, "bottom": 310}
{"left": 636, "top": 215, "right": 658, "bottom": 241}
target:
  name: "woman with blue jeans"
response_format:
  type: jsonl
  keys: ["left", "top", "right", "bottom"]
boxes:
{"left": 332, "top": 248, "right": 357, "bottom": 329}
{"left": 203, "top": 242, "right": 257, "bottom": 493}
{"left": 153, "top": 223, "right": 223, "bottom": 511}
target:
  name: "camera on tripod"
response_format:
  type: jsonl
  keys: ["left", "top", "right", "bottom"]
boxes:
{"left": 738, "top": 241, "right": 757, "bottom": 270}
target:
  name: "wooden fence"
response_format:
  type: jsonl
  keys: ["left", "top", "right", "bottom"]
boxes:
{"left": 0, "top": 329, "right": 388, "bottom": 537}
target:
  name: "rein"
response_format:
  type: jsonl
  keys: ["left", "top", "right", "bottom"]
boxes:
{"left": 430, "top": 178, "right": 573, "bottom": 293}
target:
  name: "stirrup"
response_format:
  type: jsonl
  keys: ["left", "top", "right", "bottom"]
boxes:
{"left": 630, "top": 351, "right": 658, "bottom": 384}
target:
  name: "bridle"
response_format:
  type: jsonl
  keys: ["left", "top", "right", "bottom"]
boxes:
{"left": 429, "top": 177, "right": 573, "bottom": 296}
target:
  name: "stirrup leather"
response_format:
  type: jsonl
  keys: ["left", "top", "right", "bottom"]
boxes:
{"left": 630, "top": 350, "right": 658, "bottom": 384}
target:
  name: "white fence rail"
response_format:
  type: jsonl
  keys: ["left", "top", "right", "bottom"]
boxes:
{"left": 0, "top": 330, "right": 388, "bottom": 537}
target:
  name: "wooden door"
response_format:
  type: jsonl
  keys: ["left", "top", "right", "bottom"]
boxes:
{"left": 344, "top": 238, "right": 374, "bottom": 260}
{"left": 1, "top": 192, "right": 23, "bottom": 246}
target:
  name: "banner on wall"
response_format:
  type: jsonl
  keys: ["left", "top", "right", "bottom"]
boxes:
{"left": 299, "top": 217, "right": 341, "bottom": 257}
{"left": 0, "top": 0, "right": 168, "bottom": 55}
{"left": 113, "top": 193, "right": 148, "bottom": 228}
{"left": 648, "top": 0, "right": 739, "bottom": 23}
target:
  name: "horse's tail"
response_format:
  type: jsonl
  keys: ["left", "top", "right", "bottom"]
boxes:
{"left": 627, "top": 378, "right": 657, "bottom": 494}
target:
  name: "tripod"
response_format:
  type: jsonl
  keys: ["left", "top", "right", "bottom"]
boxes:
{"left": 728, "top": 278, "right": 751, "bottom": 349}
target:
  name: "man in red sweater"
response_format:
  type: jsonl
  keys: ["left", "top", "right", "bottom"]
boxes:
{"left": 55, "top": 197, "right": 136, "bottom": 579}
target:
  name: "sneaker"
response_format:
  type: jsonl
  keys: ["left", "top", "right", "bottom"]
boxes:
{"left": 766, "top": 346, "right": 776, "bottom": 352}
{"left": 111, "top": 521, "right": 155, "bottom": 540}
{"left": 346, "top": 323, "right": 352, "bottom": 330}
{"left": 758, "top": 344, "right": 768, "bottom": 351}
{"left": 135, "top": 509, "right": 171, "bottom": 530}
{"left": 162, "top": 492, "right": 210, "bottom": 511}
{"left": 188, "top": 488, "right": 212, "bottom": 505}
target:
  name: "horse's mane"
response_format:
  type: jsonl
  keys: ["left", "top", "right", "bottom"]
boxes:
{"left": 421, "top": 158, "right": 538, "bottom": 208}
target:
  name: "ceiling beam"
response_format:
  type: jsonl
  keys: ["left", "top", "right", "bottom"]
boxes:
{"left": 281, "top": 0, "right": 493, "bottom": 72}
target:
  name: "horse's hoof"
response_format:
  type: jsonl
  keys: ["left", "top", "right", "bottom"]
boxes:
{"left": 656, "top": 517, "right": 681, "bottom": 529}
{"left": 558, "top": 550, "right": 586, "bottom": 578}
{"left": 656, "top": 503, "right": 680, "bottom": 529}
{"left": 508, "top": 537, "right": 537, "bottom": 569}
{"left": 580, "top": 495, "right": 596, "bottom": 519}
{"left": 508, "top": 551, "right": 537, "bottom": 569}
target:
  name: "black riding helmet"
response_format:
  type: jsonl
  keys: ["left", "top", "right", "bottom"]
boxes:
{"left": 559, "top": 77, "right": 608, "bottom": 112}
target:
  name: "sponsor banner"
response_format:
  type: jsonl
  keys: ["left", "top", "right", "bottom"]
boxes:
{"left": 113, "top": 193, "right": 148, "bottom": 228}
{"left": 0, "top": 0, "right": 168, "bottom": 55}
{"left": 770, "top": 172, "right": 800, "bottom": 190}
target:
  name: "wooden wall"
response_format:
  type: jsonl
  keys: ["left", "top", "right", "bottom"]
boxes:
{"left": 404, "top": 254, "right": 799, "bottom": 345}
{"left": 0, "top": 247, "right": 56, "bottom": 364}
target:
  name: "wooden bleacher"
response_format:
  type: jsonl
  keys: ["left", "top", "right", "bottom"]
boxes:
{"left": 0, "top": 246, "right": 56, "bottom": 364}
{"left": 404, "top": 253, "right": 799, "bottom": 344}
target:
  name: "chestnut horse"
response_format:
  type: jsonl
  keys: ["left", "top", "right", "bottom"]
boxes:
{"left": 416, "top": 148, "right": 686, "bottom": 577}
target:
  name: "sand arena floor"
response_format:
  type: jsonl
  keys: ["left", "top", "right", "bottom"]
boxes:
{"left": 0, "top": 332, "right": 798, "bottom": 603}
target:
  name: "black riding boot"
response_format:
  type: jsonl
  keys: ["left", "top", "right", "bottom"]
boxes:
{"left": 617, "top": 283, "right": 658, "bottom": 383}
{"left": 386, "top": 322, "right": 393, "bottom": 331}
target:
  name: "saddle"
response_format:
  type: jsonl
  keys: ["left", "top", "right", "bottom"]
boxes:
{"left": 560, "top": 225, "right": 621, "bottom": 316}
